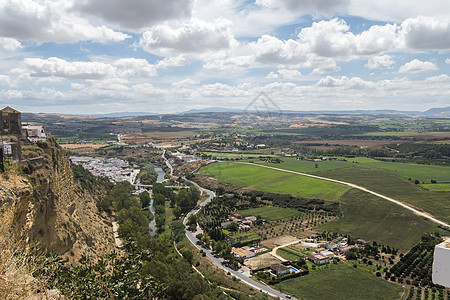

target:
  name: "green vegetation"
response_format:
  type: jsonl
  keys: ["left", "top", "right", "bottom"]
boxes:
{"left": 319, "top": 189, "right": 439, "bottom": 250}
{"left": 359, "top": 131, "right": 450, "bottom": 137}
{"left": 421, "top": 183, "right": 450, "bottom": 191}
{"left": 277, "top": 263, "right": 404, "bottom": 300}
{"left": 237, "top": 206, "right": 302, "bottom": 221}
{"left": 137, "top": 164, "right": 158, "bottom": 185}
{"left": 199, "top": 162, "right": 349, "bottom": 201}
{"left": 227, "top": 231, "right": 261, "bottom": 247}
{"left": 200, "top": 151, "right": 277, "bottom": 159}
{"left": 277, "top": 246, "right": 313, "bottom": 261}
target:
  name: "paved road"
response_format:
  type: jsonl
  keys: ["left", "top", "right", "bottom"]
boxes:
{"left": 182, "top": 176, "right": 295, "bottom": 299}
{"left": 239, "top": 162, "right": 450, "bottom": 229}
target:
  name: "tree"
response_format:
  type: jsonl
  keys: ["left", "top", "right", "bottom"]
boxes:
{"left": 170, "top": 220, "right": 185, "bottom": 242}
{"left": 140, "top": 191, "right": 151, "bottom": 208}
{"left": 173, "top": 206, "right": 182, "bottom": 219}
{"left": 154, "top": 193, "right": 166, "bottom": 206}
{"left": 228, "top": 222, "right": 239, "bottom": 232}
{"left": 187, "top": 214, "right": 198, "bottom": 231}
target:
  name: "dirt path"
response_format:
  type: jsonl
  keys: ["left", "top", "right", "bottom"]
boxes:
{"left": 239, "top": 162, "right": 450, "bottom": 229}
{"left": 270, "top": 240, "right": 301, "bottom": 262}
{"left": 112, "top": 221, "right": 123, "bottom": 248}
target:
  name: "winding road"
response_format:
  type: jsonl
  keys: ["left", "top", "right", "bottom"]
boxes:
{"left": 179, "top": 176, "right": 295, "bottom": 298}
{"left": 239, "top": 162, "right": 450, "bottom": 229}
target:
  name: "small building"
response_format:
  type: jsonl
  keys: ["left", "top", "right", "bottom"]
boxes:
{"left": 340, "top": 246, "right": 353, "bottom": 254}
{"left": 23, "top": 125, "right": 46, "bottom": 142}
{"left": 320, "top": 250, "right": 335, "bottom": 259}
{"left": 326, "top": 243, "right": 338, "bottom": 251}
{"left": 221, "top": 221, "right": 231, "bottom": 229}
{"left": 231, "top": 247, "right": 255, "bottom": 259}
{"left": 270, "top": 264, "right": 291, "bottom": 277}
{"left": 245, "top": 216, "right": 257, "bottom": 222}
{"left": 0, "top": 106, "right": 22, "bottom": 135}
{"left": 308, "top": 253, "right": 330, "bottom": 266}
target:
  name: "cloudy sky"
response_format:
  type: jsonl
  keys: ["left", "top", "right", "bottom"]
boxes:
{"left": 0, "top": 0, "right": 449, "bottom": 114}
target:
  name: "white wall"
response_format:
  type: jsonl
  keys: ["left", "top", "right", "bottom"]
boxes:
{"left": 432, "top": 238, "right": 450, "bottom": 288}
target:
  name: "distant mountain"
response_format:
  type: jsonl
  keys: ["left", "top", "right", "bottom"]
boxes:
{"left": 423, "top": 107, "right": 450, "bottom": 117}
{"left": 182, "top": 107, "right": 244, "bottom": 113}
{"left": 89, "top": 112, "right": 158, "bottom": 117}
{"left": 181, "top": 107, "right": 450, "bottom": 117}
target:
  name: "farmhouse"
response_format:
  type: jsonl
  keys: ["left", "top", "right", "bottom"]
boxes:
{"left": 308, "top": 253, "right": 330, "bottom": 266}
{"left": 232, "top": 247, "right": 255, "bottom": 259}
{"left": 270, "top": 264, "right": 291, "bottom": 277}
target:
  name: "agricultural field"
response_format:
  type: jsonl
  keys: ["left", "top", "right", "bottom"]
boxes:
{"left": 200, "top": 152, "right": 277, "bottom": 159}
{"left": 237, "top": 206, "right": 302, "bottom": 221}
{"left": 199, "top": 162, "right": 349, "bottom": 201}
{"left": 358, "top": 131, "right": 450, "bottom": 137}
{"left": 277, "top": 263, "right": 404, "bottom": 300}
{"left": 319, "top": 167, "right": 450, "bottom": 224}
{"left": 276, "top": 245, "right": 313, "bottom": 261}
{"left": 421, "top": 183, "right": 450, "bottom": 192}
{"left": 227, "top": 231, "right": 261, "bottom": 247}
{"left": 319, "top": 189, "right": 440, "bottom": 250}
{"left": 251, "top": 158, "right": 450, "bottom": 224}
{"left": 254, "top": 157, "right": 450, "bottom": 183}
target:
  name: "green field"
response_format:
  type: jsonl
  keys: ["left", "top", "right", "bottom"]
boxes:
{"left": 277, "top": 263, "right": 404, "bottom": 300}
{"left": 254, "top": 157, "right": 450, "bottom": 182}
{"left": 359, "top": 131, "right": 450, "bottom": 137}
{"left": 201, "top": 152, "right": 277, "bottom": 159}
{"left": 199, "top": 162, "right": 349, "bottom": 201}
{"left": 251, "top": 158, "right": 450, "bottom": 224}
{"left": 277, "top": 246, "right": 313, "bottom": 261}
{"left": 318, "top": 166, "right": 450, "bottom": 224}
{"left": 319, "top": 189, "right": 439, "bottom": 250}
{"left": 227, "top": 231, "right": 261, "bottom": 246}
{"left": 421, "top": 183, "right": 450, "bottom": 192}
{"left": 237, "top": 206, "right": 302, "bottom": 221}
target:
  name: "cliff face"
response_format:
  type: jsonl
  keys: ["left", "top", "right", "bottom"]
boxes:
{"left": 3, "top": 137, "right": 116, "bottom": 262}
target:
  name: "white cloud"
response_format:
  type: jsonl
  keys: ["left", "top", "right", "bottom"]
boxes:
{"left": 76, "top": 0, "right": 191, "bottom": 30}
{"left": 0, "top": 0, "right": 129, "bottom": 43}
{"left": 256, "top": 0, "right": 349, "bottom": 16}
{"left": 171, "top": 78, "right": 198, "bottom": 87}
{"left": 398, "top": 16, "right": 450, "bottom": 50}
{"left": 0, "top": 74, "right": 12, "bottom": 86}
{"left": 70, "top": 83, "right": 85, "bottom": 90}
{"left": 0, "top": 37, "right": 21, "bottom": 51}
{"left": 250, "top": 35, "right": 308, "bottom": 64}
{"left": 366, "top": 55, "right": 395, "bottom": 69}
{"left": 114, "top": 58, "right": 157, "bottom": 77}
{"left": 22, "top": 57, "right": 115, "bottom": 79}
{"left": 266, "top": 69, "right": 302, "bottom": 80}
{"left": 140, "top": 18, "right": 237, "bottom": 54}
{"left": 156, "top": 55, "right": 188, "bottom": 69}
{"left": 316, "top": 76, "right": 373, "bottom": 89}
{"left": 446, "top": 58, "right": 450, "bottom": 64}
{"left": 398, "top": 59, "right": 438, "bottom": 74}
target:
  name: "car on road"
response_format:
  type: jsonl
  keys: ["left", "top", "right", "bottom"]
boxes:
{"left": 285, "top": 295, "right": 291, "bottom": 299}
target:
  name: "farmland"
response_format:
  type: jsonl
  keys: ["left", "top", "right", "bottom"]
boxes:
{"left": 251, "top": 158, "right": 450, "bottom": 224}
{"left": 200, "top": 152, "right": 277, "bottom": 159}
{"left": 318, "top": 189, "right": 440, "bottom": 250}
{"left": 277, "top": 263, "right": 404, "bottom": 300}
{"left": 237, "top": 206, "right": 302, "bottom": 221}
{"left": 199, "top": 162, "right": 349, "bottom": 201}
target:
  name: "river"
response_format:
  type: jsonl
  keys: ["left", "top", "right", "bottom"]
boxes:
{"left": 148, "top": 164, "right": 166, "bottom": 235}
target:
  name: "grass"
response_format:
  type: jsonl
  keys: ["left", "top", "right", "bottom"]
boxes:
{"left": 277, "top": 263, "right": 404, "bottom": 300}
{"left": 358, "top": 131, "right": 450, "bottom": 137}
{"left": 199, "top": 162, "right": 349, "bottom": 201}
{"left": 421, "top": 183, "right": 450, "bottom": 192}
{"left": 237, "top": 206, "right": 302, "bottom": 221}
{"left": 227, "top": 231, "right": 261, "bottom": 246}
{"left": 201, "top": 152, "right": 277, "bottom": 159}
{"left": 319, "top": 166, "right": 450, "bottom": 224}
{"left": 251, "top": 158, "right": 450, "bottom": 224}
{"left": 319, "top": 189, "right": 440, "bottom": 250}
{"left": 276, "top": 246, "right": 313, "bottom": 261}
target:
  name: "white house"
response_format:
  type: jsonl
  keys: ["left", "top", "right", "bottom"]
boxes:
{"left": 432, "top": 238, "right": 450, "bottom": 288}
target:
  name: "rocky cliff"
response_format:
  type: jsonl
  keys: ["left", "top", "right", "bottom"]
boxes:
{"left": 1, "top": 136, "right": 116, "bottom": 262}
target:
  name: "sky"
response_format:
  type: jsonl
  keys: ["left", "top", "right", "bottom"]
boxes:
{"left": 0, "top": 0, "right": 449, "bottom": 114}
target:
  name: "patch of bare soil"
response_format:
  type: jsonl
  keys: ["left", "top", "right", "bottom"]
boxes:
{"left": 260, "top": 235, "right": 299, "bottom": 249}
{"left": 245, "top": 253, "right": 282, "bottom": 270}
